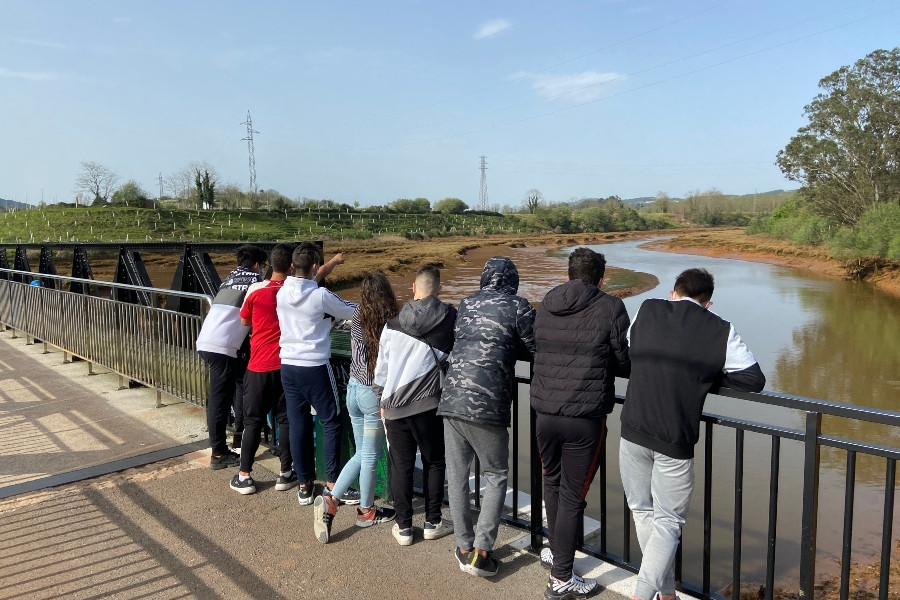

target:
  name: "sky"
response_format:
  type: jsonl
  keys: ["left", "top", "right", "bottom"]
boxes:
{"left": 1, "top": 0, "right": 898, "bottom": 209}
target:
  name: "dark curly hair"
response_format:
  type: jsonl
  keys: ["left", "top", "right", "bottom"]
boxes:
{"left": 359, "top": 272, "right": 400, "bottom": 376}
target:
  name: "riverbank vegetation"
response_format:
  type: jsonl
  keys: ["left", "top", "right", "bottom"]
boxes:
{"left": 757, "top": 48, "right": 900, "bottom": 264}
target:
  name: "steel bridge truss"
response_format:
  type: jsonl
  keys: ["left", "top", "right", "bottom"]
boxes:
{"left": 0, "top": 242, "right": 308, "bottom": 315}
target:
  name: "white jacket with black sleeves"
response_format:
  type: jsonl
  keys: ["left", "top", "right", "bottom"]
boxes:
{"left": 373, "top": 295, "right": 457, "bottom": 420}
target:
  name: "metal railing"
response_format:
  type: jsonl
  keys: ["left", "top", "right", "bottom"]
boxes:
{"left": 492, "top": 369, "right": 899, "bottom": 600}
{"left": 0, "top": 268, "right": 213, "bottom": 406}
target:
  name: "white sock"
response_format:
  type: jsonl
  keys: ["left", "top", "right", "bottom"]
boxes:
{"left": 238, "top": 474, "right": 250, "bottom": 482}
{"left": 280, "top": 471, "right": 292, "bottom": 478}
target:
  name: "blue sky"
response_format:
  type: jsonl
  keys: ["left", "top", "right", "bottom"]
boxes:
{"left": 2, "top": 0, "right": 898, "bottom": 209}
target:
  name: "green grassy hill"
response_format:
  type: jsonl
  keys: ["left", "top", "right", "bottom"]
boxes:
{"left": 0, "top": 206, "right": 539, "bottom": 244}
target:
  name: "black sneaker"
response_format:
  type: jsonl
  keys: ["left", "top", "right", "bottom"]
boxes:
{"left": 229, "top": 473, "right": 256, "bottom": 495}
{"left": 313, "top": 495, "right": 335, "bottom": 544}
{"left": 338, "top": 489, "right": 361, "bottom": 505}
{"left": 297, "top": 482, "right": 315, "bottom": 506}
{"left": 544, "top": 574, "right": 601, "bottom": 600}
{"left": 456, "top": 548, "right": 500, "bottom": 577}
{"left": 275, "top": 472, "right": 299, "bottom": 491}
{"left": 209, "top": 451, "right": 240, "bottom": 470}
{"left": 355, "top": 505, "right": 396, "bottom": 528}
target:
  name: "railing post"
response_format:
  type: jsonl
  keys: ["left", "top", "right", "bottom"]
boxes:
{"left": 530, "top": 367, "right": 543, "bottom": 551}
{"left": 799, "top": 411, "right": 821, "bottom": 599}
{"left": 879, "top": 459, "right": 895, "bottom": 600}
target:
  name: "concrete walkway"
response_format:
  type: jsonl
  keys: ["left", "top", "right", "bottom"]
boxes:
{"left": 0, "top": 330, "right": 640, "bottom": 600}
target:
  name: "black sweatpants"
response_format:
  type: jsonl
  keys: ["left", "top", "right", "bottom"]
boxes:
{"left": 199, "top": 350, "right": 247, "bottom": 457}
{"left": 535, "top": 412, "right": 607, "bottom": 581}
{"left": 384, "top": 408, "right": 446, "bottom": 529}
{"left": 240, "top": 368, "right": 292, "bottom": 475}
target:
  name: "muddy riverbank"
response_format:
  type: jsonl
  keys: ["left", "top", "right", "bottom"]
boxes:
{"left": 81, "top": 231, "right": 666, "bottom": 304}
{"left": 644, "top": 229, "right": 900, "bottom": 299}
{"left": 75, "top": 227, "right": 898, "bottom": 302}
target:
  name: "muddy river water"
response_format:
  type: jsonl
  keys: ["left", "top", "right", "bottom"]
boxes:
{"left": 341, "top": 237, "right": 899, "bottom": 591}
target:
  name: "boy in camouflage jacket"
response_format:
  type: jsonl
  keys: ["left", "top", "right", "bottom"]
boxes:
{"left": 438, "top": 256, "right": 536, "bottom": 577}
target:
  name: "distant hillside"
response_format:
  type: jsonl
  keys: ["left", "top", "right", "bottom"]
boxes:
{"left": 0, "top": 198, "right": 31, "bottom": 211}
{"left": 621, "top": 196, "right": 655, "bottom": 206}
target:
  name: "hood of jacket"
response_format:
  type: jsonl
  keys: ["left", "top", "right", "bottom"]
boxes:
{"left": 541, "top": 279, "right": 602, "bottom": 317}
{"left": 279, "top": 276, "right": 318, "bottom": 306}
{"left": 479, "top": 256, "right": 519, "bottom": 295}
{"left": 398, "top": 295, "right": 453, "bottom": 339}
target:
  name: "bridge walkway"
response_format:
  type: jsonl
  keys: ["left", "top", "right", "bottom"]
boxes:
{"left": 0, "top": 331, "right": 637, "bottom": 600}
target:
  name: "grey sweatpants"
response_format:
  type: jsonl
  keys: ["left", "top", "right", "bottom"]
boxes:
{"left": 444, "top": 417, "right": 509, "bottom": 552}
{"left": 619, "top": 438, "right": 695, "bottom": 600}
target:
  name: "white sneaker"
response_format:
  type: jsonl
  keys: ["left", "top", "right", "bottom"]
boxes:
{"left": 540, "top": 546, "right": 553, "bottom": 569}
{"left": 392, "top": 523, "right": 413, "bottom": 546}
{"left": 423, "top": 518, "right": 453, "bottom": 540}
{"left": 545, "top": 574, "right": 600, "bottom": 599}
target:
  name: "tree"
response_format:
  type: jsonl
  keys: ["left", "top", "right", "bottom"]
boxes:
{"left": 580, "top": 206, "right": 614, "bottom": 232}
{"left": 433, "top": 197, "right": 468, "bottom": 214}
{"left": 167, "top": 161, "right": 219, "bottom": 208}
{"left": 217, "top": 183, "right": 247, "bottom": 209}
{"left": 390, "top": 197, "right": 430, "bottom": 213}
{"left": 193, "top": 169, "right": 216, "bottom": 209}
{"left": 76, "top": 161, "right": 118, "bottom": 205}
{"left": 524, "top": 189, "right": 543, "bottom": 214}
{"left": 776, "top": 48, "right": 900, "bottom": 225}
{"left": 652, "top": 191, "right": 671, "bottom": 214}
{"left": 110, "top": 180, "right": 151, "bottom": 207}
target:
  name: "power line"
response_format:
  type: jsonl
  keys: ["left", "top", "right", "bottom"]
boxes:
{"left": 357, "top": 6, "right": 897, "bottom": 152}
{"left": 394, "top": 2, "right": 872, "bottom": 137}
{"left": 342, "top": 0, "right": 737, "bottom": 127}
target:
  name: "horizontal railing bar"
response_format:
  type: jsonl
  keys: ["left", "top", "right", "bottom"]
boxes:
{"left": 0, "top": 241, "right": 288, "bottom": 253}
{"left": 610, "top": 385, "right": 900, "bottom": 429}
{"left": 716, "top": 388, "right": 900, "bottom": 428}
{"left": 0, "top": 268, "right": 214, "bottom": 306}
{"left": 819, "top": 435, "right": 900, "bottom": 461}
{"left": 702, "top": 412, "right": 805, "bottom": 441}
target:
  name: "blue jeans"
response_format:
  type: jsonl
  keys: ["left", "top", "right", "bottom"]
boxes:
{"left": 331, "top": 378, "right": 386, "bottom": 508}
{"left": 619, "top": 438, "right": 695, "bottom": 600}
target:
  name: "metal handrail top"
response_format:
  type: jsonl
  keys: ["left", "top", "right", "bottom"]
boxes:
{"left": 0, "top": 267, "right": 214, "bottom": 307}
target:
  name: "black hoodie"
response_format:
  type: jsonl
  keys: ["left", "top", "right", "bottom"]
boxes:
{"left": 530, "top": 279, "right": 631, "bottom": 418}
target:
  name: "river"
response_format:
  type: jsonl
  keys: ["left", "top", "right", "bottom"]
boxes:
{"left": 403, "top": 237, "right": 899, "bottom": 591}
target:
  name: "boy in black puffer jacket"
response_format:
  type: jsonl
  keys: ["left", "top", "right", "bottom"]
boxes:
{"left": 531, "top": 247, "right": 631, "bottom": 600}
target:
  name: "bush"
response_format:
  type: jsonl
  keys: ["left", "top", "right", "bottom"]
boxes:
{"left": 853, "top": 203, "right": 900, "bottom": 256}
{"left": 825, "top": 203, "right": 900, "bottom": 258}
{"left": 826, "top": 226, "right": 857, "bottom": 258}
{"left": 791, "top": 214, "right": 829, "bottom": 245}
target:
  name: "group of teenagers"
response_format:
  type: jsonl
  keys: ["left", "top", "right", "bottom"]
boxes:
{"left": 195, "top": 241, "right": 766, "bottom": 600}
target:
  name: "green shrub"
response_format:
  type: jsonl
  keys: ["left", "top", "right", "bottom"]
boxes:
{"left": 853, "top": 203, "right": 900, "bottom": 256}
{"left": 791, "top": 215, "right": 829, "bottom": 245}
{"left": 825, "top": 226, "right": 857, "bottom": 258}
{"left": 887, "top": 234, "right": 900, "bottom": 261}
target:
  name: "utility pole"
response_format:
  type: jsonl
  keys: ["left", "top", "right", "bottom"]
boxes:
{"left": 478, "top": 155, "right": 488, "bottom": 212}
{"left": 241, "top": 111, "right": 259, "bottom": 204}
{"left": 158, "top": 172, "right": 164, "bottom": 209}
